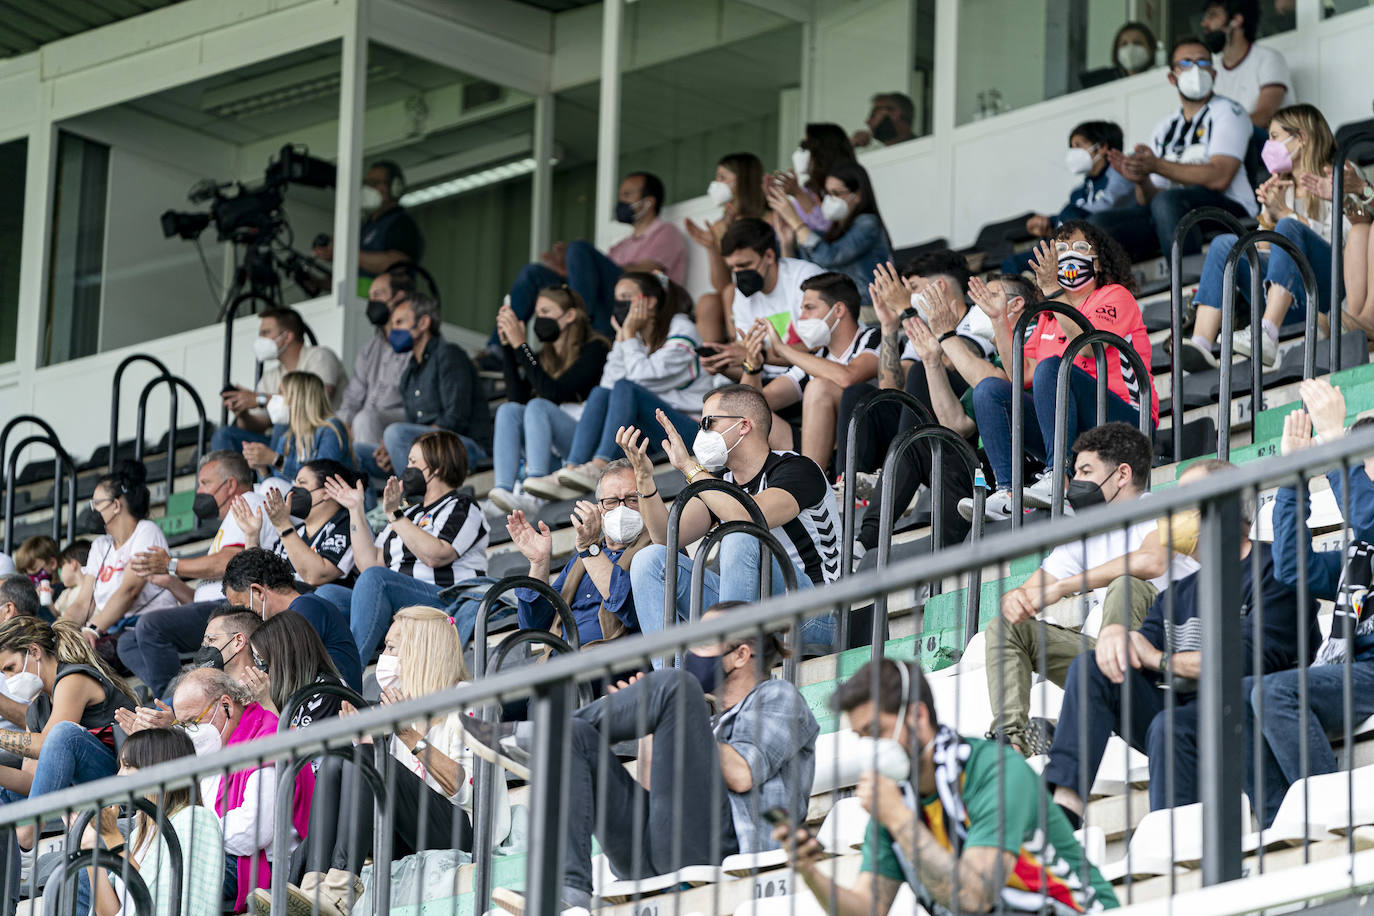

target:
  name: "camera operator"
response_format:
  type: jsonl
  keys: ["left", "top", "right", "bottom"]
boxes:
{"left": 215, "top": 307, "right": 347, "bottom": 454}
{"left": 312, "top": 161, "right": 425, "bottom": 282}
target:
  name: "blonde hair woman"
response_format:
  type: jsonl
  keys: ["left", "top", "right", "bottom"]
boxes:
{"left": 1181, "top": 103, "right": 1341, "bottom": 372}
{"left": 278, "top": 605, "right": 510, "bottom": 914}
{"left": 241, "top": 370, "right": 356, "bottom": 481}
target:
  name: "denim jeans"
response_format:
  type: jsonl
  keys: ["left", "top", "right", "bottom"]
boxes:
{"left": 1243, "top": 662, "right": 1374, "bottom": 827}
{"left": 593, "top": 379, "right": 701, "bottom": 464}
{"left": 971, "top": 357, "right": 1142, "bottom": 489}
{"left": 629, "top": 534, "right": 833, "bottom": 654}
{"left": 27, "top": 721, "right": 119, "bottom": 798}
{"left": 1088, "top": 186, "right": 1252, "bottom": 259}
{"left": 1193, "top": 218, "right": 1334, "bottom": 318}
{"left": 562, "top": 669, "right": 737, "bottom": 893}
{"left": 209, "top": 424, "right": 278, "bottom": 454}
{"left": 565, "top": 387, "right": 612, "bottom": 466}
{"left": 117, "top": 599, "right": 220, "bottom": 699}
{"left": 317, "top": 566, "right": 446, "bottom": 662}
{"left": 380, "top": 422, "right": 488, "bottom": 478}
{"left": 493, "top": 399, "right": 580, "bottom": 491}
{"left": 503, "top": 242, "right": 623, "bottom": 340}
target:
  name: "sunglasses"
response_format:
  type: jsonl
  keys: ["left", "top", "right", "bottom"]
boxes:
{"left": 699, "top": 415, "right": 745, "bottom": 432}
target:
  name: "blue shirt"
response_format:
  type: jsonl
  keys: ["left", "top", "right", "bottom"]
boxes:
{"left": 514, "top": 543, "right": 636, "bottom": 645}
{"left": 267, "top": 418, "right": 355, "bottom": 482}
{"left": 795, "top": 213, "right": 892, "bottom": 306}
{"left": 1054, "top": 166, "right": 1135, "bottom": 227}
{"left": 289, "top": 593, "right": 364, "bottom": 692}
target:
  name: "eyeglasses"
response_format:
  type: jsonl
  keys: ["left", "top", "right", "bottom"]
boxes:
{"left": 252, "top": 651, "right": 268, "bottom": 672}
{"left": 598, "top": 495, "right": 641, "bottom": 511}
{"left": 699, "top": 415, "right": 745, "bottom": 432}
{"left": 1054, "top": 240, "right": 1095, "bottom": 255}
{"left": 89, "top": 497, "right": 113, "bottom": 514}
{"left": 173, "top": 698, "right": 217, "bottom": 730}
{"left": 1174, "top": 58, "right": 1213, "bottom": 70}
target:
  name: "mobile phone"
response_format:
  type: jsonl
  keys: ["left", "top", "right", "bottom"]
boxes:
{"left": 762, "top": 806, "right": 791, "bottom": 830}
{"left": 695, "top": 345, "right": 717, "bottom": 357}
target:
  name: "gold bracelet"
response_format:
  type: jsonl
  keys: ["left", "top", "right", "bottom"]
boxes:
{"left": 685, "top": 464, "right": 709, "bottom": 483}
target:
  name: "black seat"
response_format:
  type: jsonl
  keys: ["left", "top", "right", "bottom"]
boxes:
{"left": 959, "top": 212, "right": 1036, "bottom": 270}
{"left": 1154, "top": 417, "right": 1217, "bottom": 465}
{"left": 891, "top": 238, "right": 951, "bottom": 268}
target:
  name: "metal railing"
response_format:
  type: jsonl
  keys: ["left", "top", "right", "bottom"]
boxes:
{"left": 2, "top": 432, "right": 78, "bottom": 553}
{"left": 109, "top": 354, "right": 172, "bottom": 473}
{"left": 5, "top": 425, "right": 1374, "bottom": 916}
{"left": 132, "top": 373, "right": 208, "bottom": 504}
{"left": 1329, "top": 119, "right": 1374, "bottom": 376}
{"left": 663, "top": 479, "right": 770, "bottom": 630}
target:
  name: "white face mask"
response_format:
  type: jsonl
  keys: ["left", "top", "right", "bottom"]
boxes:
{"left": 820, "top": 194, "right": 850, "bottom": 222}
{"left": 1117, "top": 42, "right": 1153, "bottom": 72}
{"left": 360, "top": 184, "right": 384, "bottom": 212}
{"left": 707, "top": 180, "right": 733, "bottom": 206}
{"left": 265, "top": 395, "right": 289, "bottom": 426}
{"left": 602, "top": 505, "right": 644, "bottom": 544}
{"left": 791, "top": 147, "right": 811, "bottom": 177}
{"left": 855, "top": 734, "right": 913, "bottom": 783}
{"left": 1176, "top": 66, "right": 1213, "bottom": 101}
{"left": 692, "top": 419, "right": 743, "bottom": 470}
{"left": 375, "top": 653, "right": 403, "bottom": 692}
{"left": 1065, "top": 146, "right": 1095, "bottom": 178}
{"left": 795, "top": 306, "right": 838, "bottom": 350}
{"left": 909, "top": 291, "right": 931, "bottom": 322}
{"left": 5, "top": 654, "right": 42, "bottom": 704}
{"left": 252, "top": 335, "right": 282, "bottom": 364}
{"left": 184, "top": 704, "right": 225, "bottom": 757}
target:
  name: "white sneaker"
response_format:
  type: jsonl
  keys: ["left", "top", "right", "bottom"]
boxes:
{"left": 1022, "top": 472, "right": 1060, "bottom": 509}
{"left": 1178, "top": 338, "right": 1219, "bottom": 372}
{"left": 1234, "top": 326, "right": 1278, "bottom": 369}
{"left": 958, "top": 488, "right": 1015, "bottom": 522}
{"left": 521, "top": 471, "right": 569, "bottom": 501}
{"left": 557, "top": 462, "right": 601, "bottom": 494}
{"left": 490, "top": 487, "right": 545, "bottom": 515}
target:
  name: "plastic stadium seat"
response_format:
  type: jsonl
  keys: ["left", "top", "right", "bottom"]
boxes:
{"left": 1099, "top": 795, "right": 1253, "bottom": 881}
{"left": 1248, "top": 764, "right": 1374, "bottom": 849}
{"left": 721, "top": 797, "right": 871, "bottom": 876}
{"left": 1089, "top": 737, "right": 1150, "bottom": 797}
{"left": 1153, "top": 417, "right": 1217, "bottom": 465}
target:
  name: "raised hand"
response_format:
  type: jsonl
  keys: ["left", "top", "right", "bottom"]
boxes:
{"left": 262, "top": 487, "right": 292, "bottom": 528}
{"left": 684, "top": 218, "right": 716, "bottom": 249}
{"left": 1280, "top": 408, "right": 1313, "bottom": 457}
{"left": 324, "top": 475, "right": 366, "bottom": 511}
{"left": 870, "top": 261, "right": 909, "bottom": 330}
{"left": 968, "top": 275, "right": 1009, "bottom": 322}
{"left": 656, "top": 408, "right": 695, "bottom": 473}
{"left": 381, "top": 476, "right": 403, "bottom": 515}
{"left": 1300, "top": 378, "right": 1347, "bottom": 441}
{"left": 570, "top": 499, "right": 603, "bottom": 550}
{"left": 506, "top": 509, "right": 554, "bottom": 566}
{"left": 1028, "top": 240, "right": 1060, "bottom": 297}
{"left": 614, "top": 426, "right": 657, "bottom": 490}
{"left": 230, "top": 496, "right": 263, "bottom": 543}
{"left": 904, "top": 315, "right": 943, "bottom": 363}
{"left": 919, "top": 279, "right": 960, "bottom": 336}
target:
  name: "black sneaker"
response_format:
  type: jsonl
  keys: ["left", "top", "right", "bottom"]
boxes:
{"left": 459, "top": 716, "right": 531, "bottom": 779}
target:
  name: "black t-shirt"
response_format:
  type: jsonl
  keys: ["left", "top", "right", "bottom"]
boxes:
{"left": 360, "top": 205, "right": 424, "bottom": 270}
{"left": 275, "top": 507, "right": 356, "bottom": 588}
{"left": 28, "top": 663, "right": 135, "bottom": 750}
{"left": 723, "top": 451, "right": 841, "bottom": 586}
{"left": 289, "top": 673, "right": 346, "bottom": 729}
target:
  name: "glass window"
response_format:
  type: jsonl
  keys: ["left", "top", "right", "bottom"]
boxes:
{"left": 43, "top": 132, "right": 108, "bottom": 367}
{"left": 1325, "top": 0, "right": 1374, "bottom": 19}
{"left": 0, "top": 138, "right": 25, "bottom": 364}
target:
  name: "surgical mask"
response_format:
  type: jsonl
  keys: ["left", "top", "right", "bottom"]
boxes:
{"left": 683, "top": 651, "right": 725, "bottom": 695}
{"left": 707, "top": 180, "right": 733, "bottom": 206}
{"left": 388, "top": 328, "right": 415, "bottom": 353}
{"left": 252, "top": 335, "right": 282, "bottom": 363}
{"left": 693, "top": 420, "right": 743, "bottom": 470}
{"left": 288, "top": 485, "right": 313, "bottom": 519}
{"left": 184, "top": 707, "right": 225, "bottom": 757}
{"left": 854, "top": 735, "right": 913, "bottom": 783}
{"left": 872, "top": 115, "right": 898, "bottom": 144}
{"left": 791, "top": 147, "right": 811, "bottom": 177}
{"left": 1065, "top": 147, "right": 1095, "bottom": 179}
{"left": 265, "top": 395, "right": 289, "bottom": 426}
{"left": 1176, "top": 66, "right": 1214, "bottom": 101}
{"left": 820, "top": 195, "right": 850, "bottom": 222}
{"left": 795, "top": 306, "right": 837, "bottom": 350}
{"left": 1117, "top": 42, "right": 1153, "bottom": 72}
{"left": 614, "top": 200, "right": 638, "bottom": 224}
{"left": 401, "top": 467, "right": 428, "bottom": 500}
{"left": 5, "top": 655, "right": 42, "bottom": 704}
{"left": 1066, "top": 475, "right": 1119, "bottom": 511}
{"left": 909, "top": 291, "right": 930, "bottom": 321}
{"left": 1056, "top": 251, "right": 1096, "bottom": 290}
{"left": 602, "top": 506, "right": 643, "bottom": 544}
{"left": 366, "top": 298, "right": 390, "bottom": 327}
{"left": 192, "top": 492, "right": 220, "bottom": 522}
{"left": 532, "top": 316, "right": 562, "bottom": 343}
{"left": 1261, "top": 138, "right": 1295, "bottom": 175}
{"left": 360, "top": 184, "right": 384, "bottom": 211}
{"left": 734, "top": 269, "right": 765, "bottom": 298}
{"left": 1157, "top": 510, "right": 1201, "bottom": 556}
{"left": 375, "top": 654, "right": 403, "bottom": 692}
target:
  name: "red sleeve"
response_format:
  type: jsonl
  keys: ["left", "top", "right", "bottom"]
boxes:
{"left": 1083, "top": 285, "right": 1142, "bottom": 337}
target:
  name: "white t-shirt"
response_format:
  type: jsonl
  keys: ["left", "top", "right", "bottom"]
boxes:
{"left": 193, "top": 482, "right": 289, "bottom": 603}
{"left": 257, "top": 345, "right": 349, "bottom": 410}
{"left": 901, "top": 307, "right": 996, "bottom": 362}
{"left": 783, "top": 325, "right": 882, "bottom": 393}
{"left": 732, "top": 258, "right": 827, "bottom": 380}
{"left": 1212, "top": 44, "right": 1291, "bottom": 116}
{"left": 83, "top": 520, "right": 179, "bottom": 620}
{"left": 1148, "top": 94, "right": 1258, "bottom": 217}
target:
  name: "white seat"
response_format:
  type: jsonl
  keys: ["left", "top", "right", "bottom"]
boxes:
{"left": 1099, "top": 796, "right": 1253, "bottom": 882}
{"left": 1074, "top": 825, "right": 1107, "bottom": 868}
{"left": 1089, "top": 737, "right": 1150, "bottom": 797}
{"left": 1246, "top": 764, "right": 1374, "bottom": 848}
{"left": 723, "top": 798, "right": 873, "bottom": 876}
{"left": 595, "top": 865, "right": 721, "bottom": 903}
{"left": 732, "top": 893, "right": 829, "bottom": 916}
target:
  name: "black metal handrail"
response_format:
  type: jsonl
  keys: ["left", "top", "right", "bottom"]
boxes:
{"left": 490, "top": 629, "right": 594, "bottom": 707}
{"left": 663, "top": 479, "right": 768, "bottom": 632}
{"left": 1217, "top": 230, "right": 1320, "bottom": 458}
{"left": 276, "top": 681, "right": 367, "bottom": 733}
{"left": 1010, "top": 302, "right": 1099, "bottom": 524}
{"left": 221, "top": 292, "right": 276, "bottom": 427}
{"left": 840, "top": 387, "right": 936, "bottom": 575}
{"left": 132, "top": 374, "right": 208, "bottom": 504}
{"left": 0, "top": 415, "right": 62, "bottom": 492}
{"left": 65, "top": 796, "right": 180, "bottom": 915}
{"left": 3, "top": 435, "right": 78, "bottom": 554}
{"left": 1329, "top": 120, "right": 1374, "bottom": 375}
{"left": 1049, "top": 330, "right": 1154, "bottom": 516}
{"left": 109, "top": 354, "right": 173, "bottom": 473}
{"left": 1169, "top": 207, "right": 1256, "bottom": 463}
{"left": 53, "top": 849, "right": 154, "bottom": 916}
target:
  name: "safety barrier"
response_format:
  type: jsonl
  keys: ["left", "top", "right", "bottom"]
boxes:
{"left": 132, "top": 374, "right": 208, "bottom": 506}
{"left": 277, "top": 681, "right": 367, "bottom": 733}
{"left": 109, "top": 354, "right": 173, "bottom": 473}
{"left": 1329, "top": 119, "right": 1374, "bottom": 375}
{"left": 60, "top": 797, "right": 180, "bottom": 916}
{"left": 663, "top": 479, "right": 770, "bottom": 631}
{"left": 2, "top": 431, "right": 78, "bottom": 553}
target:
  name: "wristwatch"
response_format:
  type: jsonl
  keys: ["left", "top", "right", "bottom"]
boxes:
{"left": 578, "top": 544, "right": 602, "bottom": 559}
{"left": 256, "top": 394, "right": 268, "bottom": 408}
{"left": 390, "top": 509, "right": 406, "bottom": 522}
{"left": 167, "top": 557, "right": 179, "bottom": 577}
{"left": 411, "top": 738, "right": 429, "bottom": 758}
{"left": 938, "top": 330, "right": 958, "bottom": 343}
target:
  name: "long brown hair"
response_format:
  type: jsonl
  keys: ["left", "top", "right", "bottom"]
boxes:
{"left": 619, "top": 270, "right": 690, "bottom": 352}
{"left": 120, "top": 728, "right": 199, "bottom": 853}
{"left": 0, "top": 617, "right": 136, "bottom": 702}
{"left": 1272, "top": 104, "right": 1335, "bottom": 221}
{"left": 535, "top": 285, "right": 610, "bottom": 378}
{"left": 719, "top": 152, "right": 766, "bottom": 220}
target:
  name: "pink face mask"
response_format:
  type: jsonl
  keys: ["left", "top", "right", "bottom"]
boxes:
{"left": 1261, "top": 138, "right": 1294, "bottom": 175}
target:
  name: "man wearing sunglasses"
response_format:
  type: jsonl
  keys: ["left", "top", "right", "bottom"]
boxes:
{"left": 509, "top": 459, "right": 652, "bottom": 648}
{"left": 619, "top": 384, "right": 842, "bottom": 655}
{"left": 1097, "top": 35, "right": 1257, "bottom": 260}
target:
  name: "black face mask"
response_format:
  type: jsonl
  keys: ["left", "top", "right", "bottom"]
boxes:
{"left": 288, "top": 486, "right": 313, "bottom": 519}
{"left": 683, "top": 651, "right": 725, "bottom": 695}
{"left": 192, "top": 492, "right": 220, "bottom": 522}
{"left": 614, "top": 201, "right": 637, "bottom": 224}
{"left": 612, "top": 299, "right": 634, "bottom": 328}
{"left": 533, "top": 316, "right": 562, "bottom": 343}
{"left": 193, "top": 642, "right": 239, "bottom": 671}
{"left": 1202, "top": 29, "right": 1227, "bottom": 53}
{"left": 401, "top": 467, "right": 428, "bottom": 500}
{"left": 366, "top": 298, "right": 390, "bottom": 327}
{"left": 734, "top": 268, "right": 765, "bottom": 298}
{"left": 872, "top": 115, "right": 898, "bottom": 144}
{"left": 1066, "top": 476, "right": 1118, "bottom": 511}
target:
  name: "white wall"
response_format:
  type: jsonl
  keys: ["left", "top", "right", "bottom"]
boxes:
{"left": 810, "top": 0, "right": 913, "bottom": 136}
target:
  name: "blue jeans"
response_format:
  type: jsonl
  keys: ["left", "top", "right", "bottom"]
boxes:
{"left": 971, "top": 356, "right": 1143, "bottom": 489}
{"left": 565, "top": 387, "right": 612, "bottom": 466}
{"left": 593, "top": 379, "right": 700, "bottom": 464}
{"left": 1089, "top": 186, "right": 1252, "bottom": 259}
{"left": 1244, "top": 662, "right": 1374, "bottom": 827}
{"left": 379, "top": 422, "right": 488, "bottom": 479}
{"left": 317, "top": 566, "right": 446, "bottom": 662}
{"left": 1194, "top": 217, "right": 1334, "bottom": 319}
{"left": 209, "top": 424, "right": 278, "bottom": 454}
{"left": 504, "top": 242, "right": 623, "bottom": 340}
{"left": 629, "top": 534, "right": 833, "bottom": 655}
{"left": 493, "top": 399, "right": 580, "bottom": 491}
{"left": 23, "top": 721, "right": 118, "bottom": 798}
